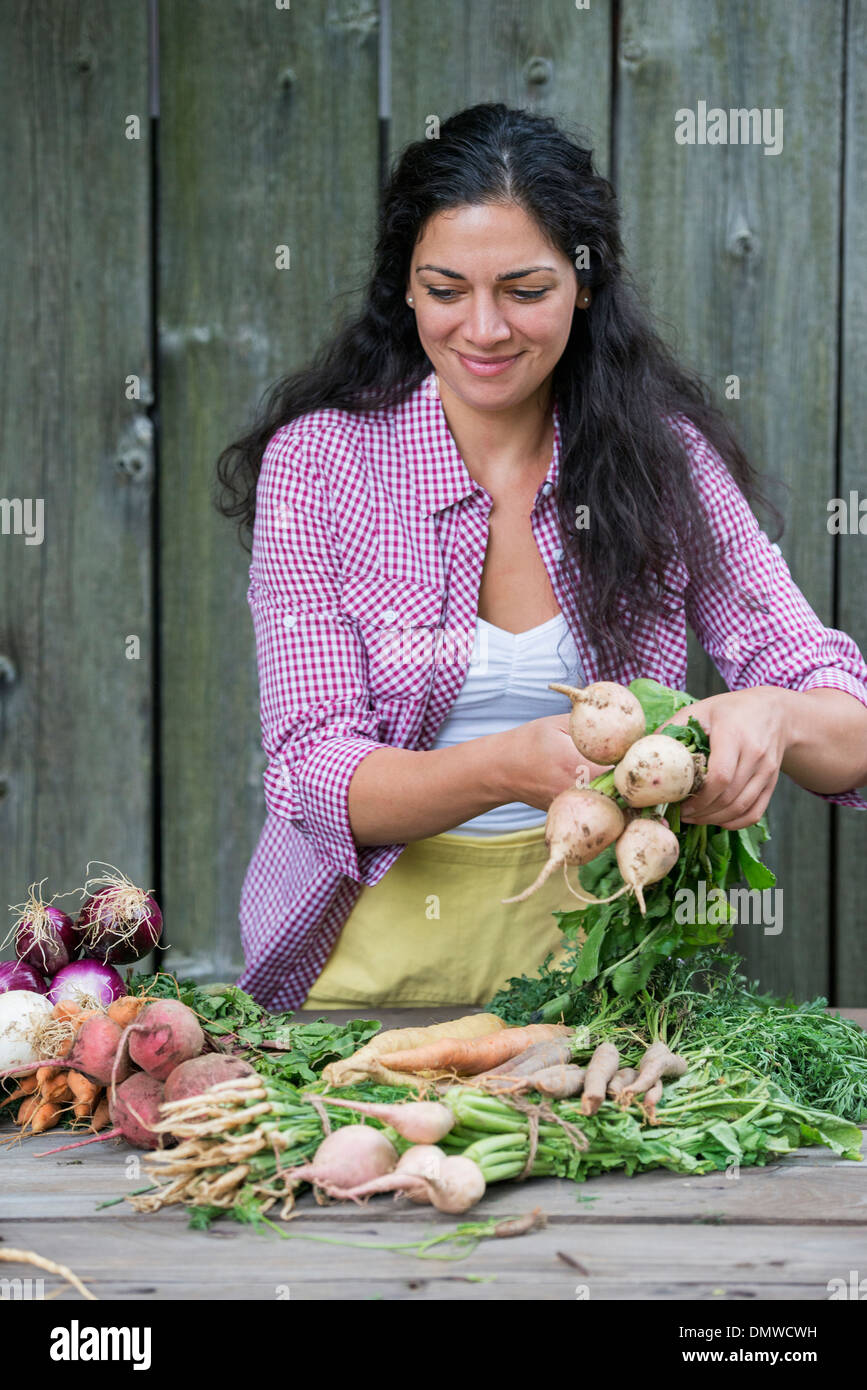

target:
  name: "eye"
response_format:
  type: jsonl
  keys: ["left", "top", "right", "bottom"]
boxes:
{"left": 423, "top": 287, "right": 549, "bottom": 301}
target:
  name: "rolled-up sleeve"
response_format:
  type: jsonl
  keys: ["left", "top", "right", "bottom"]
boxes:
{"left": 676, "top": 420, "right": 867, "bottom": 809}
{"left": 248, "top": 424, "right": 403, "bottom": 880}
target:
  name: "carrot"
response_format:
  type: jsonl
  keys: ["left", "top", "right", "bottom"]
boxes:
{"left": 18, "top": 1073, "right": 39, "bottom": 1096}
{"left": 89, "top": 1096, "right": 112, "bottom": 1132}
{"left": 620, "top": 1042, "right": 687, "bottom": 1105}
{"left": 67, "top": 1070, "right": 101, "bottom": 1105}
{"left": 31, "top": 1101, "right": 62, "bottom": 1134}
{"left": 42, "top": 1073, "right": 73, "bottom": 1104}
{"left": 530, "top": 1064, "right": 586, "bottom": 1099}
{"left": 323, "top": 1013, "right": 509, "bottom": 1087}
{"left": 17, "top": 1095, "right": 40, "bottom": 1125}
{"left": 73, "top": 1100, "right": 94, "bottom": 1121}
{"left": 35, "top": 1065, "right": 55, "bottom": 1089}
{"left": 580, "top": 1042, "right": 621, "bottom": 1115}
{"left": 52, "top": 1001, "right": 91, "bottom": 1024}
{"left": 107, "top": 995, "right": 150, "bottom": 1028}
{"left": 641, "top": 1078, "right": 664, "bottom": 1122}
{"left": 380, "top": 1024, "right": 572, "bottom": 1076}
{"left": 607, "top": 1066, "right": 638, "bottom": 1098}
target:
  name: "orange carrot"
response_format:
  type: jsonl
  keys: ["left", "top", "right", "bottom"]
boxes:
{"left": 31, "top": 1101, "right": 62, "bottom": 1134}
{"left": 35, "top": 1065, "right": 55, "bottom": 1089}
{"left": 52, "top": 1001, "right": 88, "bottom": 1024}
{"left": 18, "top": 1073, "right": 39, "bottom": 1096}
{"left": 107, "top": 996, "right": 150, "bottom": 1028}
{"left": 379, "top": 1024, "right": 572, "bottom": 1076}
{"left": 42, "top": 1073, "right": 73, "bottom": 1104}
{"left": 68, "top": 1070, "right": 101, "bottom": 1105}
{"left": 73, "top": 1100, "right": 94, "bottom": 1121}
{"left": 17, "top": 1095, "right": 40, "bottom": 1125}
{"left": 90, "top": 1097, "right": 111, "bottom": 1131}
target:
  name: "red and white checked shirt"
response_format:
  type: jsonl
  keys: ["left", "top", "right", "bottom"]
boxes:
{"left": 237, "top": 370, "right": 867, "bottom": 1010}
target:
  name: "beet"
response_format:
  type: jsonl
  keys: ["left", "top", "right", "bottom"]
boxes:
{"left": 66, "top": 1014, "right": 132, "bottom": 1085}
{"left": 110, "top": 1071, "right": 165, "bottom": 1150}
{"left": 127, "top": 999, "right": 204, "bottom": 1081}
{"left": 163, "top": 1053, "right": 255, "bottom": 1103}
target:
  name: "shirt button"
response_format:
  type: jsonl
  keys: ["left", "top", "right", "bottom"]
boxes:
{"left": 382, "top": 608, "right": 398, "bottom": 624}
{"left": 283, "top": 614, "right": 297, "bottom": 629}
{"left": 554, "top": 547, "right": 564, "bottom": 562}
{"left": 541, "top": 481, "right": 554, "bottom": 497}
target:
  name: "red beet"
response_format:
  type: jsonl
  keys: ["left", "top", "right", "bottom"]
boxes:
{"left": 163, "top": 1053, "right": 255, "bottom": 1103}
{"left": 127, "top": 999, "right": 204, "bottom": 1081}
{"left": 66, "top": 1014, "right": 132, "bottom": 1085}
{"left": 109, "top": 1072, "right": 166, "bottom": 1150}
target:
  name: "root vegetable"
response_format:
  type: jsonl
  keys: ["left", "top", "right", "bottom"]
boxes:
{"left": 67, "top": 1070, "right": 101, "bottom": 1105}
{"left": 614, "top": 817, "right": 680, "bottom": 913}
{"left": 331, "top": 1150, "right": 486, "bottom": 1214}
{"left": 380, "top": 1023, "right": 572, "bottom": 1076}
{"left": 607, "top": 1066, "right": 638, "bottom": 1098}
{"left": 530, "top": 1064, "right": 586, "bottom": 1098}
{"left": 17, "top": 1095, "right": 40, "bottom": 1125}
{"left": 107, "top": 996, "right": 151, "bottom": 1029}
{"left": 163, "top": 1053, "right": 256, "bottom": 1103}
{"left": 31, "top": 1101, "right": 62, "bottom": 1133}
{"left": 327, "top": 1145, "right": 447, "bottom": 1205}
{"left": 47, "top": 960, "right": 125, "bottom": 1011}
{"left": 312, "top": 1096, "right": 455, "bottom": 1143}
{"left": 642, "top": 1078, "right": 664, "bottom": 1122}
{"left": 424, "top": 1156, "right": 486, "bottom": 1214}
{"left": 0, "top": 991, "right": 54, "bottom": 1071}
{"left": 109, "top": 1072, "right": 166, "bottom": 1149}
{"left": 90, "top": 1096, "right": 111, "bottom": 1131}
{"left": 549, "top": 681, "right": 646, "bottom": 764}
{"left": 502, "top": 788, "right": 625, "bottom": 905}
{"left": 64, "top": 1014, "right": 130, "bottom": 1086}
{"left": 0, "top": 960, "right": 49, "bottom": 994}
{"left": 77, "top": 863, "right": 162, "bottom": 966}
{"left": 281, "top": 1125, "right": 398, "bottom": 1196}
{"left": 580, "top": 1042, "right": 621, "bottom": 1116}
{"left": 322, "top": 1013, "right": 507, "bottom": 1087}
{"left": 124, "top": 999, "right": 205, "bottom": 1082}
{"left": 473, "top": 1038, "right": 575, "bottom": 1085}
{"left": 620, "top": 1042, "right": 688, "bottom": 1104}
{"left": 613, "top": 734, "right": 700, "bottom": 807}
{"left": 4, "top": 883, "right": 78, "bottom": 976}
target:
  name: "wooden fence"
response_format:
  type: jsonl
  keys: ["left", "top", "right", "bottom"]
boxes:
{"left": 1, "top": 0, "right": 865, "bottom": 1001}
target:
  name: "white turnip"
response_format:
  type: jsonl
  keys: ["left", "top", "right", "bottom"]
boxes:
{"left": 281, "top": 1125, "right": 398, "bottom": 1198}
{"left": 0, "top": 991, "right": 53, "bottom": 1073}
{"left": 549, "top": 681, "right": 646, "bottom": 764}
{"left": 311, "top": 1096, "right": 455, "bottom": 1143}
{"left": 614, "top": 816, "right": 680, "bottom": 914}
{"left": 613, "top": 734, "right": 701, "bottom": 807}
{"left": 502, "top": 788, "right": 625, "bottom": 905}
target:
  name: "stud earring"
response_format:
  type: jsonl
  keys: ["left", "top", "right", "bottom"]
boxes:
{"left": 580, "top": 290, "right": 591, "bottom": 307}
{"left": 407, "top": 296, "right": 414, "bottom": 306}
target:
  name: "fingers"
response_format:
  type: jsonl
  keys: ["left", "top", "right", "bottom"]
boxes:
{"left": 683, "top": 766, "right": 779, "bottom": 830}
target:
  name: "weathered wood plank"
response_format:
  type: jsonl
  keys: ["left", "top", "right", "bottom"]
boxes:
{"left": 835, "top": 0, "right": 867, "bottom": 1000}
{"left": 0, "top": 5, "right": 153, "bottom": 936}
{"left": 617, "top": 0, "right": 845, "bottom": 998}
{"left": 389, "top": 0, "right": 612, "bottom": 173}
{"left": 0, "top": 1216, "right": 862, "bottom": 1300}
{"left": 157, "top": 1, "right": 381, "bottom": 978}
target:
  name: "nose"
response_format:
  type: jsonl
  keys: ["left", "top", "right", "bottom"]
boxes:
{"left": 460, "top": 292, "right": 514, "bottom": 348}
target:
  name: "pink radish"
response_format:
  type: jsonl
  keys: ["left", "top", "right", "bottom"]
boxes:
{"left": 310, "top": 1095, "right": 455, "bottom": 1143}
{"left": 333, "top": 1149, "right": 486, "bottom": 1214}
{"left": 613, "top": 734, "right": 701, "bottom": 807}
{"left": 326, "top": 1145, "right": 447, "bottom": 1205}
{"left": 549, "top": 681, "right": 646, "bottom": 764}
{"left": 502, "top": 788, "right": 625, "bottom": 905}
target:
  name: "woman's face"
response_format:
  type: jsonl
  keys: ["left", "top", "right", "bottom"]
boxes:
{"left": 407, "top": 201, "right": 582, "bottom": 410}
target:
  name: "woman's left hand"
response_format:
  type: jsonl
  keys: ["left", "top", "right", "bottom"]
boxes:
{"left": 656, "top": 686, "right": 790, "bottom": 830}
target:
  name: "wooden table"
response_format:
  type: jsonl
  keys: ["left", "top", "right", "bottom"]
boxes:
{"left": 2, "top": 1007, "right": 865, "bottom": 1302}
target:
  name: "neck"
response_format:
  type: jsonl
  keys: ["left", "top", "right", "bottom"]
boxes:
{"left": 435, "top": 373, "right": 555, "bottom": 484}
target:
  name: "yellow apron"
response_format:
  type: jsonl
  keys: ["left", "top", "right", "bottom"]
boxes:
{"left": 303, "top": 822, "right": 578, "bottom": 1009}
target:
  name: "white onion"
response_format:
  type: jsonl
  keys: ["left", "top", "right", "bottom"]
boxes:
{"left": 0, "top": 990, "right": 54, "bottom": 1071}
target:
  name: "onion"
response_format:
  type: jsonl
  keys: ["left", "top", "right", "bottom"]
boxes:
{"left": 77, "top": 863, "right": 162, "bottom": 965}
{"left": 5, "top": 881, "right": 79, "bottom": 976}
{"left": 47, "top": 959, "right": 125, "bottom": 1011}
{"left": 0, "top": 991, "right": 54, "bottom": 1071}
{"left": 0, "top": 960, "right": 48, "bottom": 995}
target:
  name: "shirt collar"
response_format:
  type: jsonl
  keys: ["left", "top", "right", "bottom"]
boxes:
{"left": 407, "top": 370, "right": 562, "bottom": 517}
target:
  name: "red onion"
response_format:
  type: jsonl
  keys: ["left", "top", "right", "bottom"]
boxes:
{"left": 47, "top": 959, "right": 125, "bottom": 1010}
{"left": 0, "top": 960, "right": 49, "bottom": 994}
{"left": 77, "top": 864, "right": 162, "bottom": 965}
{"left": 15, "top": 903, "right": 78, "bottom": 976}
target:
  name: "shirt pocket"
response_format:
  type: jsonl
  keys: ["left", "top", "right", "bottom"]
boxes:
{"left": 340, "top": 569, "right": 445, "bottom": 701}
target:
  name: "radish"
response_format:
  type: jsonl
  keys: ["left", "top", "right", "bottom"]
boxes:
{"left": 613, "top": 734, "right": 702, "bottom": 807}
{"left": 332, "top": 1148, "right": 486, "bottom": 1213}
{"left": 163, "top": 1054, "right": 256, "bottom": 1103}
{"left": 124, "top": 999, "right": 205, "bottom": 1082}
{"left": 47, "top": 959, "right": 125, "bottom": 1011}
{"left": 281, "top": 1125, "right": 398, "bottom": 1197}
{"left": 4, "top": 883, "right": 78, "bottom": 976}
{"left": 77, "top": 863, "right": 162, "bottom": 965}
{"left": 0, "top": 991, "right": 54, "bottom": 1072}
{"left": 311, "top": 1096, "right": 455, "bottom": 1143}
{"left": 0, "top": 961, "right": 48, "bottom": 995}
{"left": 549, "top": 681, "right": 646, "bottom": 764}
{"left": 502, "top": 788, "right": 625, "bottom": 905}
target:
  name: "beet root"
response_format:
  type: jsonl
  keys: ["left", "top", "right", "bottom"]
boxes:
{"left": 163, "top": 1053, "right": 256, "bottom": 1103}
{"left": 109, "top": 1071, "right": 166, "bottom": 1150}
{"left": 127, "top": 999, "right": 205, "bottom": 1081}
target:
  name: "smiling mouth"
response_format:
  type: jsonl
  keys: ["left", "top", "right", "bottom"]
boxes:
{"left": 456, "top": 351, "right": 522, "bottom": 363}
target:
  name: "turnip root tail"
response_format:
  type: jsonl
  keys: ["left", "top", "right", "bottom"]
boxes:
{"left": 502, "top": 854, "right": 562, "bottom": 905}
{"left": 564, "top": 864, "right": 628, "bottom": 907}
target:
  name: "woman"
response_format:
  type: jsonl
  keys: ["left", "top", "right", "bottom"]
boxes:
{"left": 217, "top": 104, "right": 867, "bottom": 1013}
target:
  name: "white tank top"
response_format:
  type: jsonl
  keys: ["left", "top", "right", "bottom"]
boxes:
{"left": 430, "top": 612, "right": 586, "bottom": 835}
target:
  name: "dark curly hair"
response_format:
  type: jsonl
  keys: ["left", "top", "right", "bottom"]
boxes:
{"left": 216, "top": 101, "right": 783, "bottom": 675}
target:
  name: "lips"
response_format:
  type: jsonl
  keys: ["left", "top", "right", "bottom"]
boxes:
{"left": 455, "top": 350, "right": 522, "bottom": 376}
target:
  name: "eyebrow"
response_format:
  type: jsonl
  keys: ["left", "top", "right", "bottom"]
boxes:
{"left": 415, "top": 264, "right": 558, "bottom": 282}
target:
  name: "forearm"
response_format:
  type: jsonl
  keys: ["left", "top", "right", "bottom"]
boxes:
{"left": 779, "top": 687, "right": 867, "bottom": 794}
{"left": 347, "top": 732, "right": 515, "bottom": 845}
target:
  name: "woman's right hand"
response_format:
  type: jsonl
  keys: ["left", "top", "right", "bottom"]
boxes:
{"left": 497, "top": 713, "right": 614, "bottom": 811}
